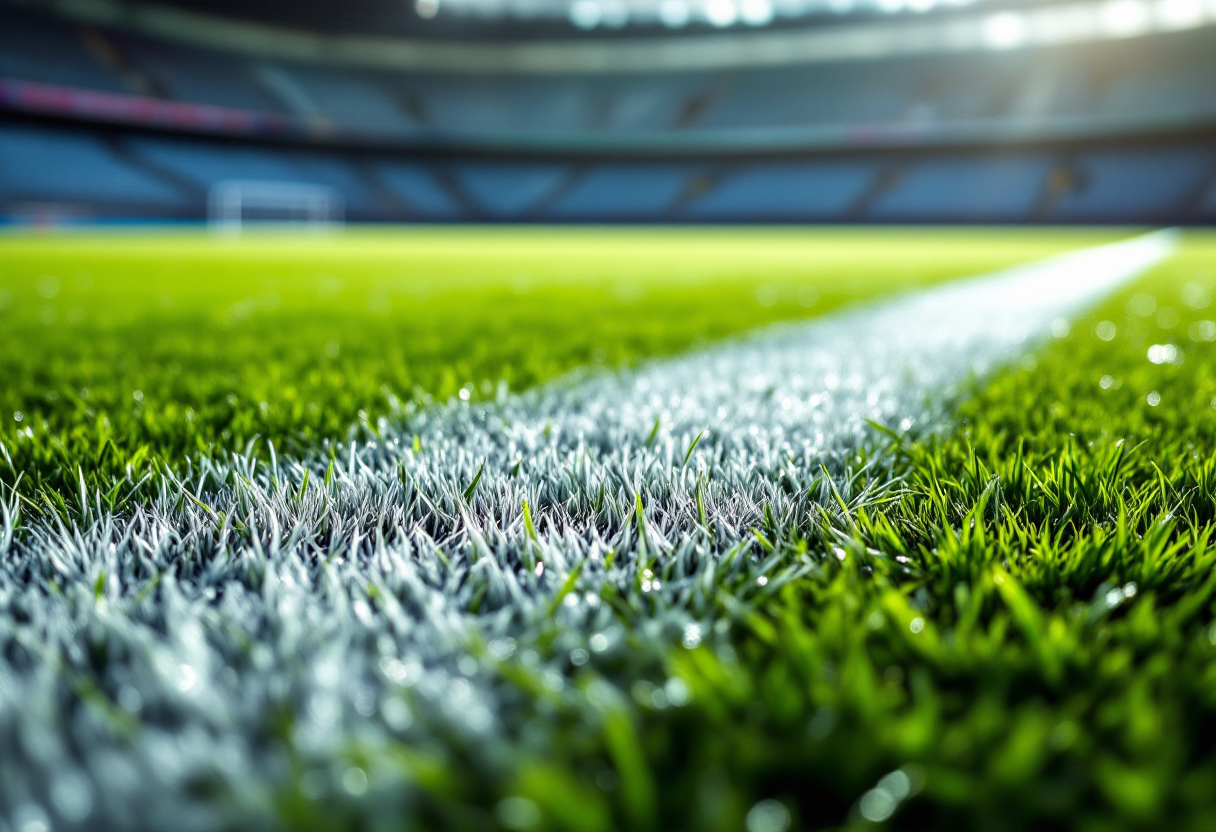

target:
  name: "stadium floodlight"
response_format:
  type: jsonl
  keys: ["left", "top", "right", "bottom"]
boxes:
{"left": 1156, "top": 0, "right": 1204, "bottom": 27}
{"left": 705, "top": 0, "right": 740, "bottom": 26}
{"left": 982, "top": 10, "right": 1028, "bottom": 47}
{"left": 740, "top": 0, "right": 776, "bottom": 25}
{"left": 1101, "top": 0, "right": 1151, "bottom": 34}
{"left": 659, "top": 0, "right": 692, "bottom": 25}
{"left": 208, "top": 181, "right": 344, "bottom": 235}
{"left": 569, "top": 0, "right": 603, "bottom": 27}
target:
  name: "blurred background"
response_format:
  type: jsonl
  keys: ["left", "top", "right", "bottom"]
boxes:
{"left": 0, "top": 0, "right": 1213, "bottom": 227}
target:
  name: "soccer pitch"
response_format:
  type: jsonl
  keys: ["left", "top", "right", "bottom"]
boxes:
{"left": 2, "top": 227, "right": 1215, "bottom": 831}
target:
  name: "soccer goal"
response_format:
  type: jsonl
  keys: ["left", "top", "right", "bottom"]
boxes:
{"left": 208, "top": 180, "right": 344, "bottom": 234}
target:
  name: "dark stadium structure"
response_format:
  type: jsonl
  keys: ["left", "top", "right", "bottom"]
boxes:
{"left": 1, "top": 0, "right": 1215, "bottom": 224}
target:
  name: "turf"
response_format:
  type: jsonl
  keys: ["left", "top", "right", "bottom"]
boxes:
{"left": 650, "top": 232, "right": 1216, "bottom": 830}
{"left": 3, "top": 226, "right": 1209, "bottom": 832}
{"left": 0, "top": 226, "right": 1111, "bottom": 513}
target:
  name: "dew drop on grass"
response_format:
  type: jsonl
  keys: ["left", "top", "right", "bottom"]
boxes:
{"left": 877, "top": 770, "right": 912, "bottom": 801}
{"left": 342, "top": 767, "right": 368, "bottom": 797}
{"left": 12, "top": 803, "right": 50, "bottom": 832}
{"left": 1094, "top": 321, "right": 1117, "bottom": 341}
{"left": 909, "top": 617, "right": 925, "bottom": 634}
{"left": 1147, "top": 391, "right": 1161, "bottom": 406}
{"left": 1189, "top": 320, "right": 1216, "bottom": 342}
{"left": 665, "top": 677, "right": 690, "bottom": 706}
{"left": 1127, "top": 293, "right": 1157, "bottom": 317}
{"left": 746, "top": 799, "right": 790, "bottom": 832}
{"left": 1147, "top": 344, "right": 1178, "bottom": 364}
{"left": 174, "top": 663, "right": 197, "bottom": 692}
{"left": 1182, "top": 282, "right": 1211, "bottom": 309}
{"left": 50, "top": 770, "right": 94, "bottom": 822}
{"left": 859, "top": 788, "right": 898, "bottom": 822}
{"left": 683, "top": 623, "right": 702, "bottom": 648}
{"left": 497, "top": 797, "right": 540, "bottom": 830}
{"left": 1100, "top": 375, "right": 1115, "bottom": 390}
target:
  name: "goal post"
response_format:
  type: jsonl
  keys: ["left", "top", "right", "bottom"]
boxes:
{"left": 208, "top": 180, "right": 344, "bottom": 233}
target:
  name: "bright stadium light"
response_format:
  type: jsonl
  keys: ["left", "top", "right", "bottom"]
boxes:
{"left": 705, "top": 0, "right": 740, "bottom": 26}
{"left": 1101, "top": 0, "right": 1151, "bottom": 34}
{"left": 1155, "top": 0, "right": 1205, "bottom": 28}
{"left": 740, "top": 0, "right": 776, "bottom": 25}
{"left": 659, "top": 0, "right": 692, "bottom": 26}
{"left": 983, "top": 10, "right": 1028, "bottom": 46}
{"left": 569, "top": 0, "right": 603, "bottom": 26}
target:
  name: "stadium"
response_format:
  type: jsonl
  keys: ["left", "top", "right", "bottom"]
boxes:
{"left": 1, "top": 0, "right": 1216, "bottom": 828}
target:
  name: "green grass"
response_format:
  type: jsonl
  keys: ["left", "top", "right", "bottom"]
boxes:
{"left": 0, "top": 226, "right": 1111, "bottom": 511}
{"left": 602, "top": 232, "right": 1216, "bottom": 831}
{"left": 8, "top": 226, "right": 1213, "bottom": 831}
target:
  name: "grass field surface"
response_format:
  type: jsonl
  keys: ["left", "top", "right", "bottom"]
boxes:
{"left": 0, "top": 227, "right": 1115, "bottom": 511}
{"left": 0, "top": 227, "right": 1212, "bottom": 832}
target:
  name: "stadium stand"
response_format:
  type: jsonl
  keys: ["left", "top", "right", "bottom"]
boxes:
{"left": 546, "top": 165, "right": 697, "bottom": 220}
{"left": 870, "top": 157, "right": 1055, "bottom": 223}
{"left": 122, "top": 137, "right": 385, "bottom": 217}
{"left": 1, "top": 0, "right": 1215, "bottom": 224}
{"left": 685, "top": 163, "right": 878, "bottom": 221}
{"left": 266, "top": 64, "right": 416, "bottom": 133}
{"left": 450, "top": 163, "right": 570, "bottom": 218}
{"left": 113, "top": 37, "right": 288, "bottom": 114}
{"left": 0, "top": 124, "right": 190, "bottom": 214}
{"left": 1049, "top": 149, "right": 1214, "bottom": 222}
{"left": 371, "top": 161, "right": 464, "bottom": 218}
{"left": 0, "top": 7, "right": 127, "bottom": 94}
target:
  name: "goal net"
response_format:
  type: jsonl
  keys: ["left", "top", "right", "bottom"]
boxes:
{"left": 208, "top": 180, "right": 344, "bottom": 233}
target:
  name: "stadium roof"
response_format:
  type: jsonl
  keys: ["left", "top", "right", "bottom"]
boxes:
{"left": 14, "top": 0, "right": 1216, "bottom": 68}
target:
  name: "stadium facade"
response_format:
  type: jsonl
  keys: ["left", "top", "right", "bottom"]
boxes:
{"left": 1, "top": 0, "right": 1215, "bottom": 224}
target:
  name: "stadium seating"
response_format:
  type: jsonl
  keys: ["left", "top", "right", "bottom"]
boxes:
{"left": 124, "top": 137, "right": 383, "bottom": 216}
{"left": 1203, "top": 179, "right": 1216, "bottom": 216}
{"left": 686, "top": 163, "right": 877, "bottom": 221}
{"left": 1050, "top": 149, "right": 1214, "bottom": 221}
{"left": 371, "top": 162, "right": 464, "bottom": 218}
{"left": 700, "top": 64, "right": 913, "bottom": 130}
{"left": 5, "top": 4, "right": 1216, "bottom": 142}
{"left": 546, "top": 166, "right": 696, "bottom": 220}
{"left": 267, "top": 63, "right": 417, "bottom": 133}
{"left": 0, "top": 124, "right": 189, "bottom": 211}
{"left": 112, "top": 35, "right": 286, "bottom": 113}
{"left": 2, "top": 4, "right": 1215, "bottom": 225}
{"left": 404, "top": 76, "right": 600, "bottom": 134}
{"left": 869, "top": 157, "right": 1053, "bottom": 222}
{"left": 0, "top": 7, "right": 127, "bottom": 93}
{"left": 450, "top": 163, "right": 570, "bottom": 218}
